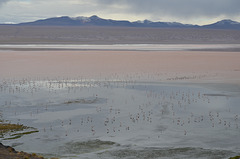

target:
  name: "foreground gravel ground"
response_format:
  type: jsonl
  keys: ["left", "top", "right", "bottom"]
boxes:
{"left": 0, "top": 143, "right": 48, "bottom": 159}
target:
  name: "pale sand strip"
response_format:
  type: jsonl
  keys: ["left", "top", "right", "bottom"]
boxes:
{"left": 0, "top": 50, "right": 239, "bottom": 84}
{"left": 1, "top": 44, "right": 240, "bottom": 51}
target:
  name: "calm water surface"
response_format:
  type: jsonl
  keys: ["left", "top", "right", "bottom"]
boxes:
{"left": 0, "top": 78, "right": 239, "bottom": 158}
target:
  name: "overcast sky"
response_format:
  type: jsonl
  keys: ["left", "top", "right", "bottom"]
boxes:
{"left": 0, "top": 0, "right": 239, "bottom": 25}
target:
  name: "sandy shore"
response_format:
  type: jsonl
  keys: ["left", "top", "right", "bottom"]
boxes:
{"left": 0, "top": 50, "right": 239, "bottom": 85}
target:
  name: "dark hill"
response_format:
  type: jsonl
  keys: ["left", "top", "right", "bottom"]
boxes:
{"left": 16, "top": 15, "right": 240, "bottom": 30}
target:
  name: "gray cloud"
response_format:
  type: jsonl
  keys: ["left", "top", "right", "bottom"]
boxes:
{"left": 96, "top": 0, "right": 240, "bottom": 20}
{"left": 0, "top": 0, "right": 10, "bottom": 6}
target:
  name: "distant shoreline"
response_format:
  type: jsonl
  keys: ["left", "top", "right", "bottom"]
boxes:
{"left": 1, "top": 44, "right": 240, "bottom": 52}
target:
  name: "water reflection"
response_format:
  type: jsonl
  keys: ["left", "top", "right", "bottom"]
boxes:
{"left": 0, "top": 78, "right": 239, "bottom": 158}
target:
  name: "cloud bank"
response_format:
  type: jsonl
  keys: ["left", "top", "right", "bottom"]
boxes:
{"left": 96, "top": 0, "right": 240, "bottom": 22}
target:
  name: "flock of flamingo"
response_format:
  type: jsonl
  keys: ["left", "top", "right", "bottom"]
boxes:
{"left": 0, "top": 75, "right": 239, "bottom": 142}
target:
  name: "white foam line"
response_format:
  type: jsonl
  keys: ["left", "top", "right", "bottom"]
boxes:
{"left": 0, "top": 44, "right": 240, "bottom": 51}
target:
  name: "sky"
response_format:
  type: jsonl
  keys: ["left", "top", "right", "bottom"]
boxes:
{"left": 0, "top": 0, "right": 240, "bottom": 25}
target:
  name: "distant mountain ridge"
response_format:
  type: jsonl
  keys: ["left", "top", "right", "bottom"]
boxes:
{"left": 201, "top": 19, "right": 240, "bottom": 29}
{"left": 14, "top": 15, "right": 240, "bottom": 30}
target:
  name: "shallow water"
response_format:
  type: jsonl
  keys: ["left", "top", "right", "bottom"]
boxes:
{"left": 0, "top": 78, "right": 239, "bottom": 158}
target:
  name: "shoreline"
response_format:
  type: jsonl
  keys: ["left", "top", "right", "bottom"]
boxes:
{"left": 0, "top": 44, "right": 240, "bottom": 52}
{"left": 0, "top": 143, "right": 48, "bottom": 159}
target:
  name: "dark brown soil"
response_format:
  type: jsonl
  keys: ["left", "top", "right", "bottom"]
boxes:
{"left": 0, "top": 143, "right": 45, "bottom": 159}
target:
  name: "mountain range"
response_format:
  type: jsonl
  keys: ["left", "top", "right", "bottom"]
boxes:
{"left": 8, "top": 15, "right": 240, "bottom": 30}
